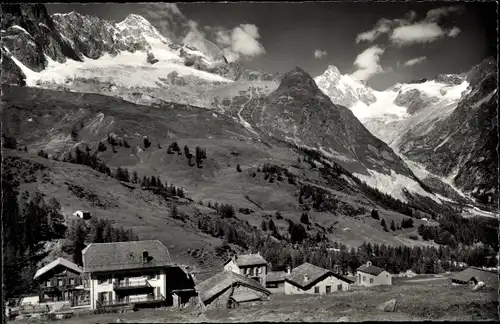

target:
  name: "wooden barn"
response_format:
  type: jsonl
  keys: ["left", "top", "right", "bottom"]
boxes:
{"left": 195, "top": 270, "right": 271, "bottom": 309}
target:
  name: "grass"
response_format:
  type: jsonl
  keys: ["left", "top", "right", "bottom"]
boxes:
{"left": 18, "top": 279, "right": 498, "bottom": 323}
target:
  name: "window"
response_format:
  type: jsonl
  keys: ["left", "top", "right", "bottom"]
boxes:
{"left": 46, "top": 280, "right": 51, "bottom": 287}
{"left": 58, "top": 279, "right": 63, "bottom": 287}
{"left": 314, "top": 286, "right": 320, "bottom": 294}
{"left": 363, "top": 276, "right": 366, "bottom": 282}
{"left": 337, "top": 284, "right": 343, "bottom": 291}
{"left": 69, "top": 278, "right": 75, "bottom": 285}
{"left": 370, "top": 278, "right": 374, "bottom": 284}
{"left": 358, "top": 274, "right": 361, "bottom": 283}
{"left": 325, "top": 286, "right": 331, "bottom": 294}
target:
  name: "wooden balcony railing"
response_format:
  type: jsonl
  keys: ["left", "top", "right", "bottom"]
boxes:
{"left": 113, "top": 279, "right": 152, "bottom": 290}
{"left": 97, "top": 294, "right": 165, "bottom": 308}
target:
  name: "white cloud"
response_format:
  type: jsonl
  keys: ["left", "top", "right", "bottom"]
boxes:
{"left": 143, "top": 4, "right": 265, "bottom": 62}
{"left": 314, "top": 49, "right": 328, "bottom": 59}
{"left": 447, "top": 26, "right": 461, "bottom": 38}
{"left": 390, "top": 22, "right": 447, "bottom": 46}
{"left": 356, "top": 6, "right": 463, "bottom": 46}
{"left": 351, "top": 45, "right": 386, "bottom": 81}
{"left": 230, "top": 24, "right": 266, "bottom": 59}
{"left": 403, "top": 56, "right": 427, "bottom": 67}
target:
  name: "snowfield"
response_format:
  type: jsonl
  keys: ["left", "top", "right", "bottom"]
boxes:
{"left": 353, "top": 169, "right": 441, "bottom": 203}
{"left": 19, "top": 51, "right": 233, "bottom": 88}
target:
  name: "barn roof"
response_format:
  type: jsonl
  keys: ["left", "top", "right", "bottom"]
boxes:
{"left": 357, "top": 264, "right": 386, "bottom": 276}
{"left": 450, "top": 267, "right": 498, "bottom": 288}
{"left": 224, "top": 253, "right": 268, "bottom": 267}
{"left": 82, "top": 240, "right": 173, "bottom": 272}
{"left": 196, "top": 270, "right": 271, "bottom": 304}
{"left": 285, "top": 263, "right": 353, "bottom": 289}
{"left": 34, "top": 258, "right": 83, "bottom": 280}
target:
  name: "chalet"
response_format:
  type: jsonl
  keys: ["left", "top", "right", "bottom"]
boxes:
{"left": 73, "top": 210, "right": 91, "bottom": 220}
{"left": 284, "top": 263, "right": 353, "bottom": 295}
{"left": 33, "top": 258, "right": 87, "bottom": 306}
{"left": 223, "top": 252, "right": 268, "bottom": 285}
{"left": 265, "top": 266, "right": 291, "bottom": 293}
{"left": 82, "top": 240, "right": 196, "bottom": 311}
{"left": 196, "top": 270, "right": 271, "bottom": 309}
{"left": 450, "top": 267, "right": 499, "bottom": 288}
{"left": 356, "top": 261, "right": 392, "bottom": 286}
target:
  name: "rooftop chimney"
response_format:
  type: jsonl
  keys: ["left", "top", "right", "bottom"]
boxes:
{"left": 303, "top": 274, "right": 309, "bottom": 284}
{"left": 286, "top": 265, "right": 291, "bottom": 275}
{"left": 367, "top": 261, "right": 372, "bottom": 266}
{"left": 142, "top": 251, "right": 149, "bottom": 263}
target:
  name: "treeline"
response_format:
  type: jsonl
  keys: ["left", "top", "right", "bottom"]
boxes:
{"left": 257, "top": 163, "right": 297, "bottom": 184}
{"left": 38, "top": 145, "right": 186, "bottom": 199}
{"left": 417, "top": 213, "right": 498, "bottom": 250}
{"left": 281, "top": 139, "right": 443, "bottom": 220}
{"left": 204, "top": 201, "right": 236, "bottom": 218}
{"left": 166, "top": 141, "right": 208, "bottom": 168}
{"left": 2, "top": 166, "right": 67, "bottom": 298}
{"left": 63, "top": 216, "right": 139, "bottom": 266}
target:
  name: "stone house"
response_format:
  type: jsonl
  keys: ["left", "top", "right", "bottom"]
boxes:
{"left": 223, "top": 252, "right": 268, "bottom": 285}
{"left": 284, "top": 263, "right": 353, "bottom": 295}
{"left": 356, "top": 261, "right": 392, "bottom": 286}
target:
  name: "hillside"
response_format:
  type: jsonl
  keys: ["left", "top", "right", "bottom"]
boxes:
{"left": 2, "top": 85, "right": 446, "bottom": 257}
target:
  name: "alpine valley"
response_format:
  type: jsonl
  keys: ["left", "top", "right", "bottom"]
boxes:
{"left": 1, "top": 4, "right": 498, "bottom": 282}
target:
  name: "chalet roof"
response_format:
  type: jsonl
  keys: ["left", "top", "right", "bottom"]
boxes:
{"left": 196, "top": 270, "right": 271, "bottom": 304}
{"left": 82, "top": 240, "right": 172, "bottom": 273}
{"left": 34, "top": 258, "right": 83, "bottom": 280}
{"left": 451, "top": 267, "right": 499, "bottom": 288}
{"left": 231, "top": 292, "right": 261, "bottom": 303}
{"left": 225, "top": 253, "right": 268, "bottom": 267}
{"left": 285, "top": 263, "right": 353, "bottom": 289}
{"left": 266, "top": 271, "right": 288, "bottom": 283}
{"left": 357, "top": 264, "right": 386, "bottom": 276}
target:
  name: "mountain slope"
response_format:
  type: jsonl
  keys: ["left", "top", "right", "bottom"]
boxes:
{"left": 315, "top": 60, "right": 498, "bottom": 210}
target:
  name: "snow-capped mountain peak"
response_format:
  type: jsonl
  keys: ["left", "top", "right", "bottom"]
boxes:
{"left": 314, "top": 64, "right": 377, "bottom": 109}
{"left": 116, "top": 14, "right": 168, "bottom": 44}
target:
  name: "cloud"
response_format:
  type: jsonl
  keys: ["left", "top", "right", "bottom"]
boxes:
{"left": 447, "top": 26, "right": 461, "bottom": 38}
{"left": 141, "top": 4, "right": 265, "bottom": 62}
{"left": 356, "top": 18, "right": 393, "bottom": 43}
{"left": 390, "top": 22, "right": 447, "bottom": 46}
{"left": 314, "top": 49, "right": 328, "bottom": 59}
{"left": 351, "top": 45, "right": 386, "bottom": 81}
{"left": 355, "top": 5, "right": 463, "bottom": 46}
{"left": 229, "top": 24, "right": 266, "bottom": 59}
{"left": 403, "top": 56, "right": 427, "bottom": 67}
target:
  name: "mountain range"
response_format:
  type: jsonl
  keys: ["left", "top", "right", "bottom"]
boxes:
{"left": 1, "top": 4, "right": 498, "bottom": 273}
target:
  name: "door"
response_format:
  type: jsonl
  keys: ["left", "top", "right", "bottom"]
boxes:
{"left": 325, "top": 286, "right": 331, "bottom": 294}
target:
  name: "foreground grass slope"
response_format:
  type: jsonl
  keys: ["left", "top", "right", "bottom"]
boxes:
{"left": 22, "top": 276, "right": 498, "bottom": 323}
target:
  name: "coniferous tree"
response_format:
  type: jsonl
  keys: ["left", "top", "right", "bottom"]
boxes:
{"left": 143, "top": 137, "right": 151, "bottom": 149}
{"left": 371, "top": 209, "right": 380, "bottom": 220}
{"left": 390, "top": 220, "right": 396, "bottom": 231}
{"left": 381, "top": 219, "right": 388, "bottom": 232}
{"left": 261, "top": 220, "right": 268, "bottom": 231}
{"left": 236, "top": 164, "right": 242, "bottom": 172}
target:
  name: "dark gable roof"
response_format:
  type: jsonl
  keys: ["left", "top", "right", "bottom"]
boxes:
{"left": 82, "top": 240, "right": 172, "bottom": 272}
{"left": 196, "top": 271, "right": 271, "bottom": 303}
{"left": 285, "top": 263, "right": 353, "bottom": 290}
{"left": 224, "top": 253, "right": 268, "bottom": 267}
{"left": 451, "top": 267, "right": 499, "bottom": 288}
{"left": 357, "top": 264, "right": 386, "bottom": 276}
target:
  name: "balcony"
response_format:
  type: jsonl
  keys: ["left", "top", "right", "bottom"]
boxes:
{"left": 97, "top": 294, "right": 166, "bottom": 308}
{"left": 113, "top": 279, "right": 153, "bottom": 292}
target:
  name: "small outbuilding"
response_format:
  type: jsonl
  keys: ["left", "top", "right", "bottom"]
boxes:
{"left": 73, "top": 210, "right": 91, "bottom": 220}
{"left": 450, "top": 267, "right": 498, "bottom": 289}
{"left": 356, "top": 261, "right": 392, "bottom": 286}
{"left": 195, "top": 270, "right": 271, "bottom": 309}
{"left": 265, "top": 267, "right": 290, "bottom": 293}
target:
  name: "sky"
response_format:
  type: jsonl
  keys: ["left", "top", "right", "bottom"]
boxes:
{"left": 46, "top": 2, "right": 497, "bottom": 90}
